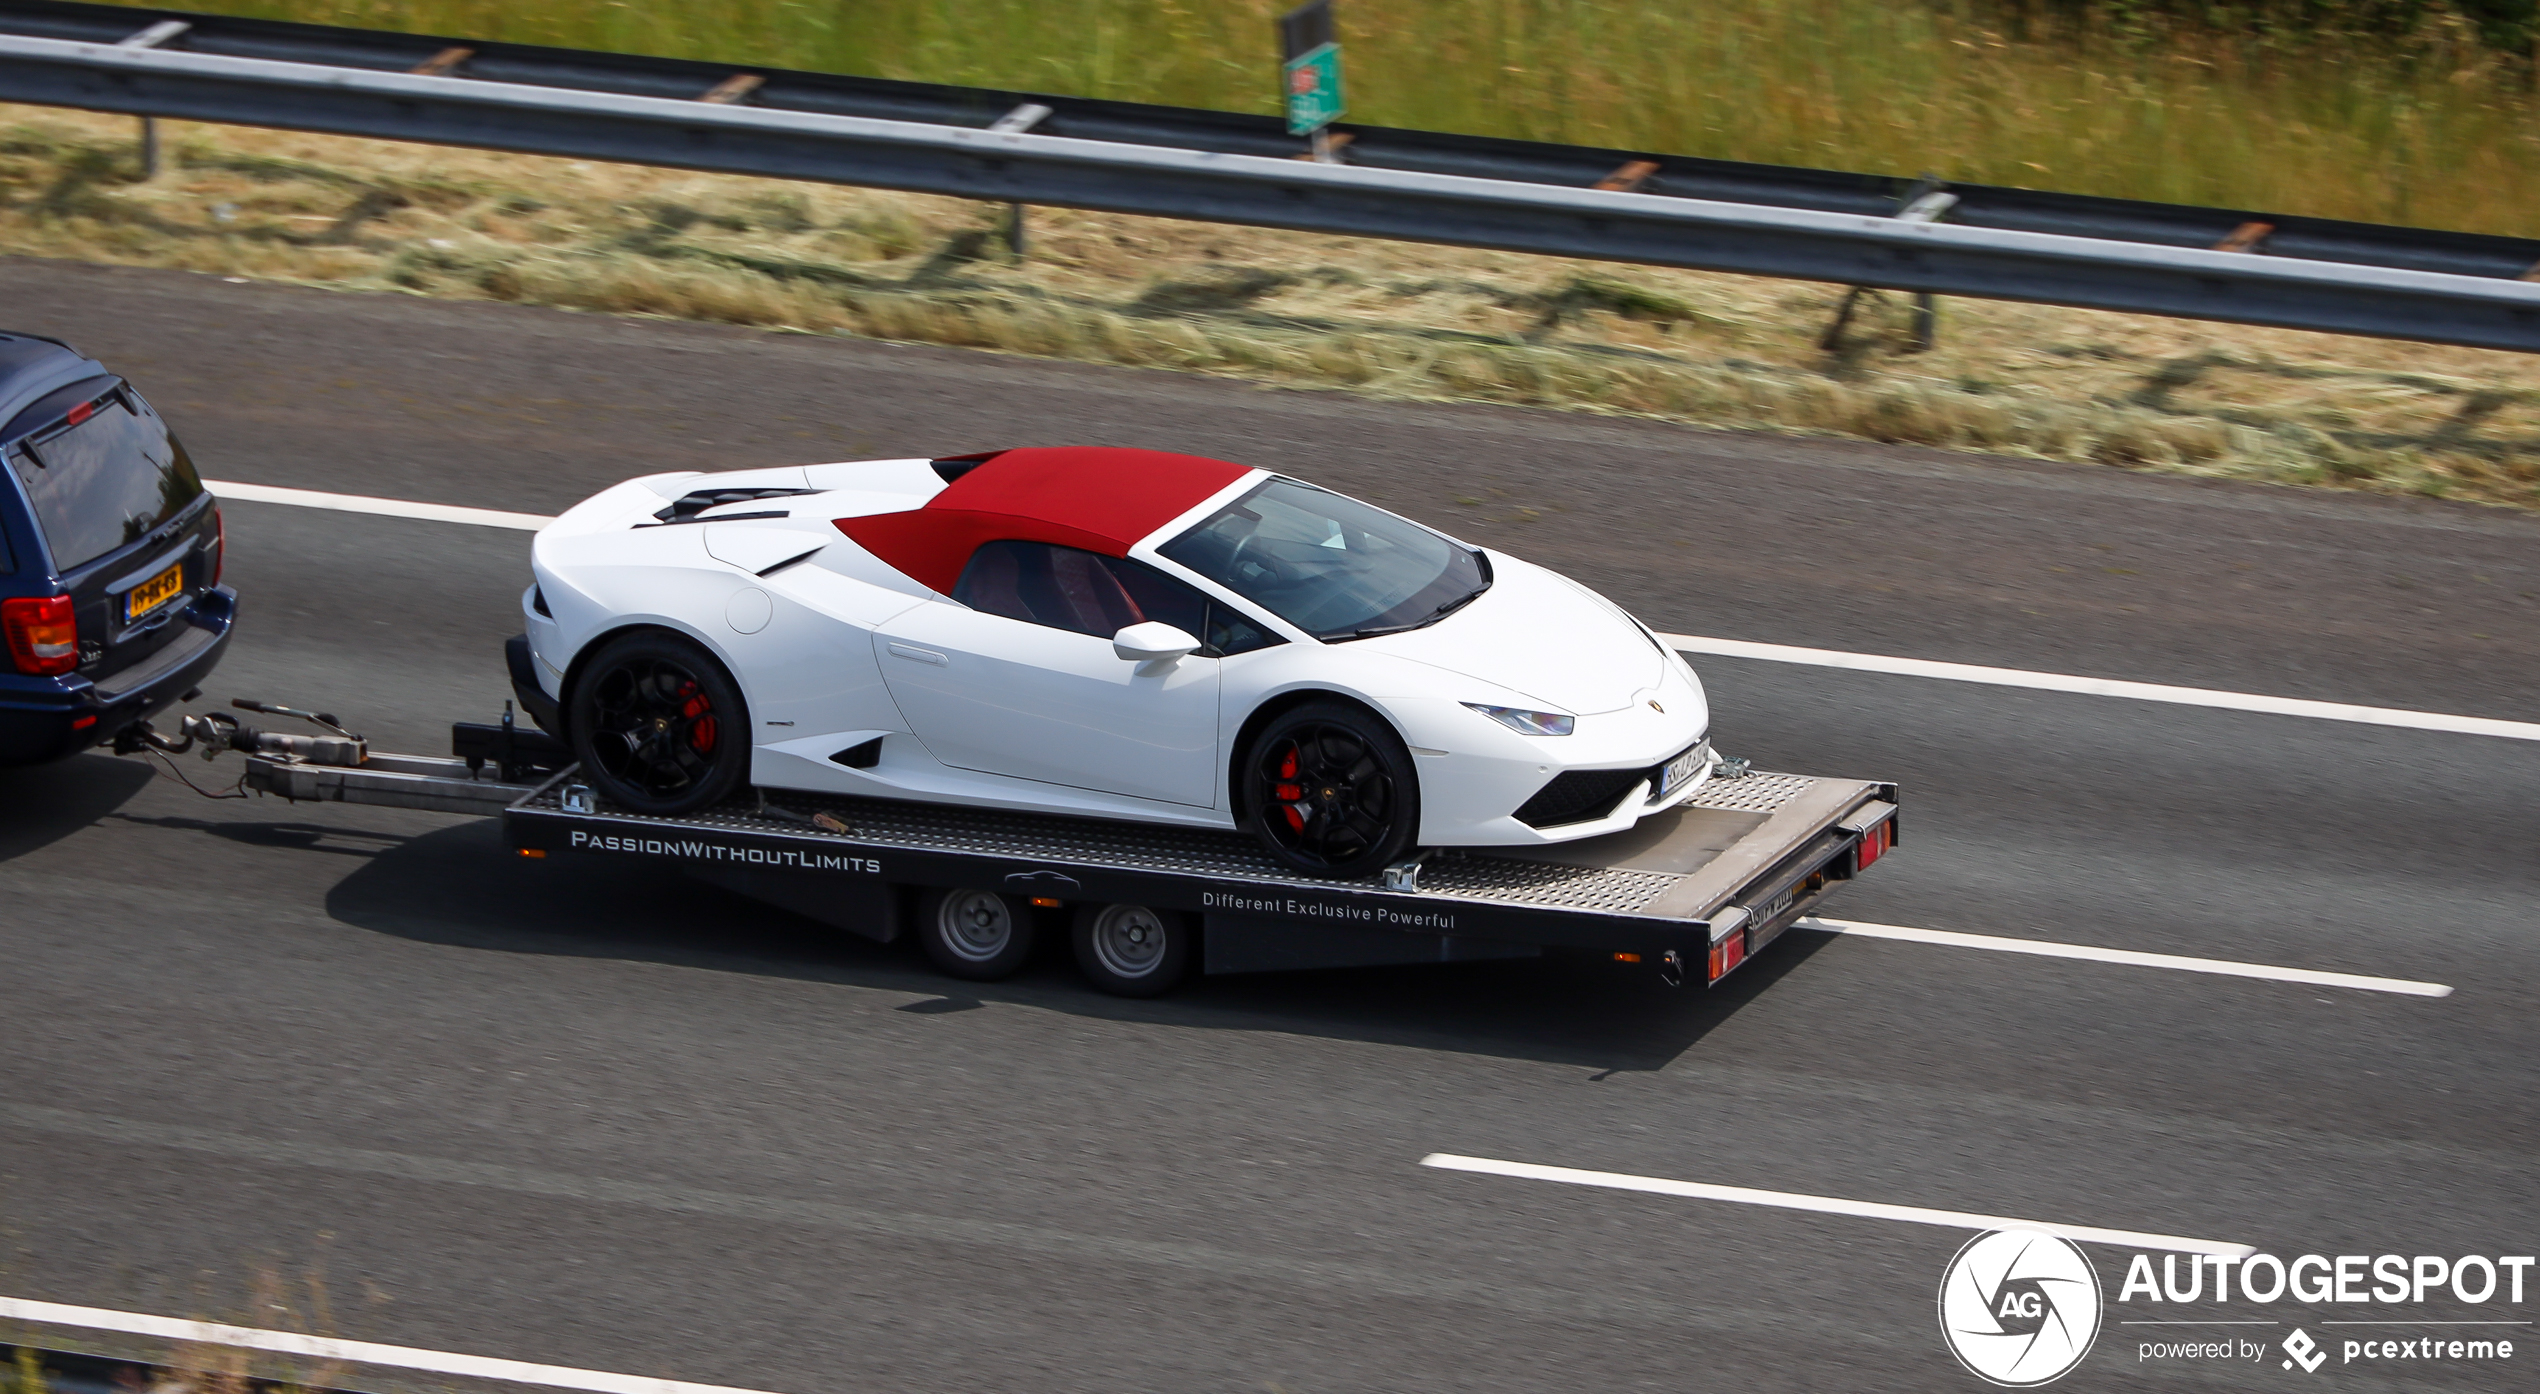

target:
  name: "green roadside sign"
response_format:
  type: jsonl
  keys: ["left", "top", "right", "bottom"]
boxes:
{"left": 1282, "top": 41, "right": 1345, "bottom": 137}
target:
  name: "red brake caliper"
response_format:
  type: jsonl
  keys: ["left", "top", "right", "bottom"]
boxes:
{"left": 679, "top": 682, "right": 717, "bottom": 752}
{"left": 1275, "top": 744, "right": 1305, "bottom": 832}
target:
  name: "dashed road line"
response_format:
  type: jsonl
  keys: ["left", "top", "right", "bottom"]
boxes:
{"left": 1802, "top": 917, "right": 2453, "bottom": 998}
{"left": 1661, "top": 632, "right": 2540, "bottom": 742}
{"left": 0, "top": 1295, "right": 789, "bottom": 1394}
{"left": 1418, "top": 1155, "right": 2256, "bottom": 1256}
{"left": 208, "top": 480, "right": 553, "bottom": 530}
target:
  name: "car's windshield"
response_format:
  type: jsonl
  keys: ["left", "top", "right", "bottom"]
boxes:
{"left": 1156, "top": 477, "right": 1488, "bottom": 641}
{"left": 9, "top": 388, "right": 202, "bottom": 572}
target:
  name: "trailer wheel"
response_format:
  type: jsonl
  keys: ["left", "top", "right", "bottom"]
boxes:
{"left": 917, "top": 887, "right": 1036, "bottom": 980}
{"left": 1072, "top": 903, "right": 1193, "bottom": 997}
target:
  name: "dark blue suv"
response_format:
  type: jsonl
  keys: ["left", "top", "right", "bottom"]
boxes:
{"left": 0, "top": 331, "right": 234, "bottom": 765}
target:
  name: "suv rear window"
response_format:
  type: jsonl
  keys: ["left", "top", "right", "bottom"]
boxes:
{"left": 9, "top": 388, "right": 202, "bottom": 573}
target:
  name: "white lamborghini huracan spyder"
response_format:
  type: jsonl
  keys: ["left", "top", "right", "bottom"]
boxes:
{"left": 511, "top": 446, "right": 1712, "bottom": 878}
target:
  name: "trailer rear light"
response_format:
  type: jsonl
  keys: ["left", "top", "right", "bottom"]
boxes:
{"left": 1856, "top": 818, "right": 1892, "bottom": 871}
{"left": 3, "top": 596, "right": 77, "bottom": 675}
{"left": 1708, "top": 930, "right": 1748, "bottom": 983}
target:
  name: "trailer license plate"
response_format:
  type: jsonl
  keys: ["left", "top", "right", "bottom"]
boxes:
{"left": 126, "top": 562, "right": 182, "bottom": 621}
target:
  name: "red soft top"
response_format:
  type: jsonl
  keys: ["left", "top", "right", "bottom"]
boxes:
{"left": 835, "top": 446, "right": 1254, "bottom": 594}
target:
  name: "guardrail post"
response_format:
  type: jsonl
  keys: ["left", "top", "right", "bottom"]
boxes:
{"left": 2215, "top": 221, "right": 2274, "bottom": 254}
{"left": 699, "top": 74, "right": 764, "bottom": 105}
{"left": 410, "top": 47, "right": 473, "bottom": 77}
{"left": 1823, "top": 176, "right": 1956, "bottom": 355}
{"left": 1594, "top": 160, "right": 1660, "bottom": 193}
{"left": 116, "top": 19, "right": 189, "bottom": 178}
{"left": 987, "top": 103, "right": 1052, "bottom": 257}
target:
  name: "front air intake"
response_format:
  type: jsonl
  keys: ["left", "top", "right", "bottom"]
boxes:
{"left": 1513, "top": 768, "right": 1647, "bottom": 828}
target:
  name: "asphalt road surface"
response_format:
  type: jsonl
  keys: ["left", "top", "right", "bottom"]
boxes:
{"left": 3, "top": 259, "right": 2536, "bottom": 1393}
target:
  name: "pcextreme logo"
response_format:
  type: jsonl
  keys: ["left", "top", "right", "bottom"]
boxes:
{"left": 1938, "top": 1229, "right": 2104, "bottom": 1386}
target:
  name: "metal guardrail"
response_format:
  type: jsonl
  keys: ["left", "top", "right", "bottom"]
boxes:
{"left": 1, "top": 12, "right": 2538, "bottom": 351}
{"left": 4, "top": 0, "right": 2535, "bottom": 283}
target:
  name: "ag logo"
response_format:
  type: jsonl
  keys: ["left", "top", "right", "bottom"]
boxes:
{"left": 1938, "top": 1229, "right": 2103, "bottom": 1386}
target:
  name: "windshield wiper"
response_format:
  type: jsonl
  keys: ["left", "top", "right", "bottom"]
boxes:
{"left": 1334, "top": 580, "right": 1491, "bottom": 641}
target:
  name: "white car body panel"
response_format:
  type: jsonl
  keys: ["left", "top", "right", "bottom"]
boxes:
{"left": 525, "top": 454, "right": 1716, "bottom": 852}
{"left": 873, "top": 604, "right": 1224, "bottom": 807}
{"left": 1357, "top": 555, "right": 1667, "bottom": 715}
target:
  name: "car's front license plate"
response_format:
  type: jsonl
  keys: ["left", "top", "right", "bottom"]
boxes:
{"left": 126, "top": 562, "right": 183, "bottom": 621}
{"left": 1658, "top": 742, "right": 1705, "bottom": 797}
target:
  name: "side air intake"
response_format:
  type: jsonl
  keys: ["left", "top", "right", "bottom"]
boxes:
{"left": 651, "top": 487, "right": 816, "bottom": 523}
{"left": 830, "top": 737, "right": 883, "bottom": 769}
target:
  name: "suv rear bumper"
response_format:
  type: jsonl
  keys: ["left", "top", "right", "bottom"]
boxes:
{"left": 0, "top": 586, "right": 236, "bottom": 764}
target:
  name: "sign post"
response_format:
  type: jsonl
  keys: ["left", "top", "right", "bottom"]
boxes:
{"left": 1278, "top": 0, "right": 1345, "bottom": 161}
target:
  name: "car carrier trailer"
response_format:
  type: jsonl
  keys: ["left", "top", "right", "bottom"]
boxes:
{"left": 161, "top": 701, "right": 1898, "bottom": 996}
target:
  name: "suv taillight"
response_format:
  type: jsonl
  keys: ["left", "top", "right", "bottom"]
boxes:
{"left": 211, "top": 505, "right": 225, "bottom": 587}
{"left": 3, "top": 595, "right": 77, "bottom": 675}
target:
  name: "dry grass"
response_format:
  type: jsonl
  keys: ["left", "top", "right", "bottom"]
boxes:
{"left": 6, "top": 106, "right": 2539, "bottom": 507}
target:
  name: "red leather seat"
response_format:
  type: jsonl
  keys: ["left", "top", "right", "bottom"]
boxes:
{"left": 1047, "top": 547, "right": 1144, "bottom": 634}
{"left": 956, "top": 540, "right": 1147, "bottom": 637}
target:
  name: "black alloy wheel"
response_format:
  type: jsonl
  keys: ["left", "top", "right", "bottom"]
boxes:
{"left": 568, "top": 630, "right": 751, "bottom": 816}
{"left": 1242, "top": 699, "right": 1420, "bottom": 878}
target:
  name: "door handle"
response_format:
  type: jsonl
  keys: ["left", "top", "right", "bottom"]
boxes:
{"left": 886, "top": 641, "right": 948, "bottom": 667}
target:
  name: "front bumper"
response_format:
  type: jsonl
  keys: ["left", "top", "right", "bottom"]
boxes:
{"left": 1392, "top": 683, "right": 1713, "bottom": 847}
{"left": 0, "top": 586, "right": 237, "bottom": 765}
{"left": 506, "top": 632, "right": 564, "bottom": 735}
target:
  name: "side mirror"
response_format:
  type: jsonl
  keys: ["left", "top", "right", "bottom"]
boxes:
{"left": 1113, "top": 621, "right": 1201, "bottom": 674}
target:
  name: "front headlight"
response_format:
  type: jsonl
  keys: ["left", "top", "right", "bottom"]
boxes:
{"left": 1463, "top": 702, "right": 1575, "bottom": 737}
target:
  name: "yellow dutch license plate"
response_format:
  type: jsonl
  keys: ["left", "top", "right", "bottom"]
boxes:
{"left": 126, "top": 562, "right": 183, "bottom": 621}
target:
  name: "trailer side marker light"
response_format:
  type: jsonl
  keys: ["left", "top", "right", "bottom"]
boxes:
{"left": 1029, "top": 896, "right": 1061, "bottom": 907}
{"left": 517, "top": 848, "right": 545, "bottom": 858}
{"left": 1613, "top": 952, "right": 1641, "bottom": 963}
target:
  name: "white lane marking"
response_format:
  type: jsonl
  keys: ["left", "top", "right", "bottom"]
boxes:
{"left": 207, "top": 480, "right": 554, "bottom": 530}
{"left": 1419, "top": 1154, "right": 2255, "bottom": 1257}
{"left": 194, "top": 480, "right": 2536, "bottom": 741}
{"left": 0, "top": 1295, "right": 790, "bottom": 1394}
{"left": 1804, "top": 916, "right": 2453, "bottom": 998}
{"left": 1662, "top": 632, "right": 2540, "bottom": 742}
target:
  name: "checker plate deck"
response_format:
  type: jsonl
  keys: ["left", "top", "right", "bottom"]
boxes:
{"left": 518, "top": 768, "right": 1861, "bottom": 921}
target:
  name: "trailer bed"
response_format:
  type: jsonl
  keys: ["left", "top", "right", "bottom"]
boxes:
{"left": 252, "top": 743, "right": 1896, "bottom": 988}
